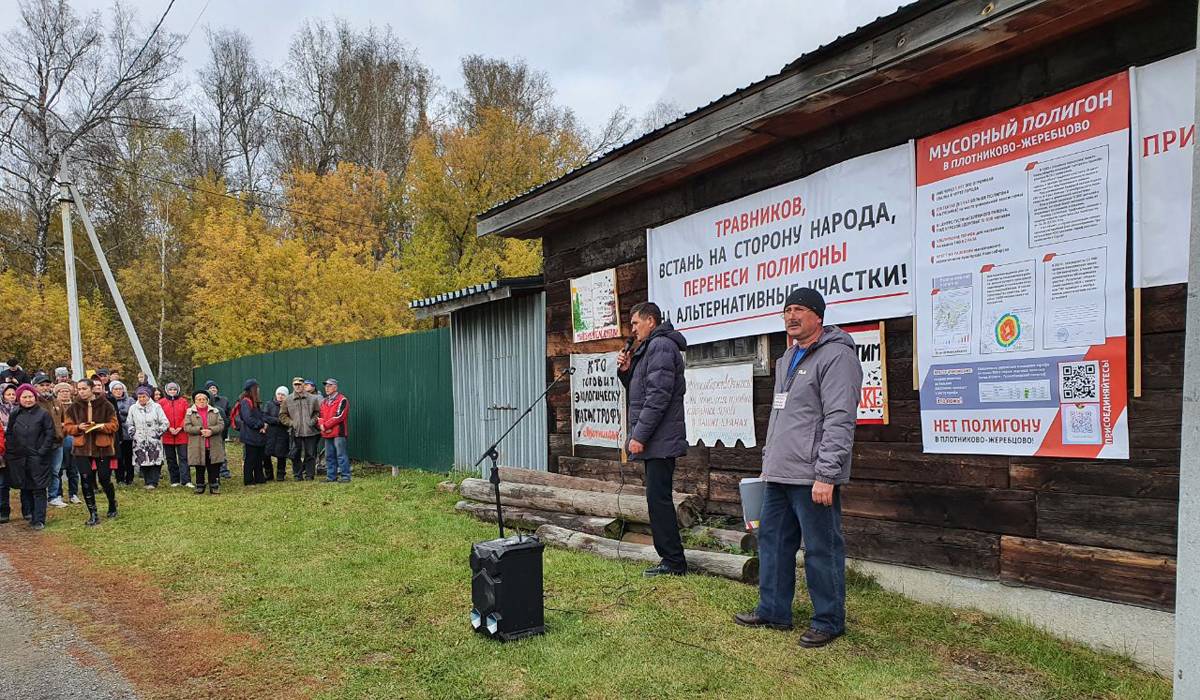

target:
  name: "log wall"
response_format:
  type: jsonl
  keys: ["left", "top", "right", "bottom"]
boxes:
{"left": 536, "top": 2, "right": 1192, "bottom": 611}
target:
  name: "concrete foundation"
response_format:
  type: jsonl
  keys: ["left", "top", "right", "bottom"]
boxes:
{"left": 848, "top": 558, "right": 1175, "bottom": 676}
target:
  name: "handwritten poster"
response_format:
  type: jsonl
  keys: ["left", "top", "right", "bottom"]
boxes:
{"left": 684, "top": 362, "right": 756, "bottom": 447}
{"left": 569, "top": 352, "right": 625, "bottom": 448}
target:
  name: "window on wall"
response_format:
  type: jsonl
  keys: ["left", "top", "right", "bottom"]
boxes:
{"left": 685, "top": 335, "right": 771, "bottom": 376}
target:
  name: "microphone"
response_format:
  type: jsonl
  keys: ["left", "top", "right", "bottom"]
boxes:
{"left": 622, "top": 335, "right": 636, "bottom": 353}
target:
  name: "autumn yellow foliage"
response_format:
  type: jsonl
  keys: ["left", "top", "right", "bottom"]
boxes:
{"left": 0, "top": 272, "right": 117, "bottom": 372}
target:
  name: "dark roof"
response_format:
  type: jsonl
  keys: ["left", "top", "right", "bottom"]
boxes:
{"left": 409, "top": 276, "right": 544, "bottom": 317}
{"left": 477, "top": 0, "right": 944, "bottom": 222}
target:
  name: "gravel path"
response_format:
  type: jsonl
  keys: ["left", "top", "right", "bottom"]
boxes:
{"left": 0, "top": 551, "right": 138, "bottom": 700}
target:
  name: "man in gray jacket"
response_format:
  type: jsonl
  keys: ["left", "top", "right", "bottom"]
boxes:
{"left": 282, "top": 377, "right": 322, "bottom": 481}
{"left": 735, "top": 287, "right": 862, "bottom": 648}
{"left": 617, "top": 301, "right": 689, "bottom": 577}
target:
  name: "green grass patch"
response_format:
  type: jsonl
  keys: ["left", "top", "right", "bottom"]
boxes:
{"left": 51, "top": 450, "right": 1169, "bottom": 699}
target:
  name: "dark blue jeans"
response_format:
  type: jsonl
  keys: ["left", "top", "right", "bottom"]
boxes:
{"left": 754, "top": 482, "right": 845, "bottom": 634}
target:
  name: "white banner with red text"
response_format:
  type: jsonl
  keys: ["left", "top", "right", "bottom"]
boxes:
{"left": 1131, "top": 50, "right": 1195, "bottom": 288}
{"left": 646, "top": 144, "right": 915, "bottom": 346}
{"left": 915, "top": 73, "right": 1130, "bottom": 459}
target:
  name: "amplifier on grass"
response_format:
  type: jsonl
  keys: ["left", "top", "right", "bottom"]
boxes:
{"left": 470, "top": 535, "right": 545, "bottom": 641}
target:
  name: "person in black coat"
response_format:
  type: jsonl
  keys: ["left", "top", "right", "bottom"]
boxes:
{"left": 617, "top": 301, "right": 689, "bottom": 577}
{"left": 6, "top": 384, "right": 56, "bottom": 529}
{"left": 236, "top": 379, "right": 268, "bottom": 485}
{"left": 261, "top": 386, "right": 290, "bottom": 481}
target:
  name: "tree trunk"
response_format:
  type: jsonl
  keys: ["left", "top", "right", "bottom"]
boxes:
{"left": 495, "top": 467, "right": 702, "bottom": 512}
{"left": 458, "top": 478, "right": 698, "bottom": 527}
{"left": 455, "top": 500, "right": 623, "bottom": 539}
{"left": 535, "top": 524, "right": 758, "bottom": 583}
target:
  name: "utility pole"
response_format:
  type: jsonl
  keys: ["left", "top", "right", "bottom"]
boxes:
{"left": 1173, "top": 5, "right": 1200, "bottom": 696}
{"left": 68, "top": 182, "right": 157, "bottom": 388}
{"left": 57, "top": 163, "right": 85, "bottom": 380}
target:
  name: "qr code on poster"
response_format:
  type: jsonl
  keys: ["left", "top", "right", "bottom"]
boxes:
{"left": 1059, "top": 361, "right": 1099, "bottom": 401}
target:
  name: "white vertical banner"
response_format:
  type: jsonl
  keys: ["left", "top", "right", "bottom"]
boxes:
{"left": 569, "top": 352, "right": 625, "bottom": 449}
{"left": 1132, "top": 50, "right": 1196, "bottom": 288}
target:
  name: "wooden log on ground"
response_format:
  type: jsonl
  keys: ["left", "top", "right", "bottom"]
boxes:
{"left": 459, "top": 478, "right": 698, "bottom": 527}
{"left": 496, "top": 467, "right": 703, "bottom": 512}
{"left": 620, "top": 531, "right": 655, "bottom": 546}
{"left": 455, "top": 501, "right": 623, "bottom": 539}
{"left": 535, "top": 524, "right": 758, "bottom": 583}
{"left": 436, "top": 480, "right": 457, "bottom": 494}
{"left": 686, "top": 526, "right": 756, "bottom": 552}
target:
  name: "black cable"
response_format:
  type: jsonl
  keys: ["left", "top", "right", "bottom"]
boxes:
{"left": 75, "top": 157, "right": 395, "bottom": 237}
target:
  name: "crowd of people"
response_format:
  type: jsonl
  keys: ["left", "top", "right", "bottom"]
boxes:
{"left": 0, "top": 360, "right": 353, "bottom": 530}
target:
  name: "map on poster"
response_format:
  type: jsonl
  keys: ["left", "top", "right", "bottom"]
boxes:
{"left": 569, "top": 352, "right": 625, "bottom": 449}
{"left": 915, "top": 73, "right": 1129, "bottom": 459}
{"left": 571, "top": 268, "right": 621, "bottom": 343}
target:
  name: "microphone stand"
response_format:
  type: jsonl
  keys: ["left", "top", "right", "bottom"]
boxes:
{"left": 474, "top": 365, "right": 575, "bottom": 540}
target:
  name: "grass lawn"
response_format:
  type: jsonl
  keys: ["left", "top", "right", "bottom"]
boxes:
{"left": 41, "top": 451, "right": 1169, "bottom": 700}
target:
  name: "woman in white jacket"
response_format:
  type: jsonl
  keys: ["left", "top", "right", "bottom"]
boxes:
{"left": 126, "top": 386, "right": 169, "bottom": 489}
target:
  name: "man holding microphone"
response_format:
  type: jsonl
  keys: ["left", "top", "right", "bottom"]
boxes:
{"left": 617, "top": 301, "right": 689, "bottom": 578}
{"left": 735, "top": 288, "right": 862, "bottom": 648}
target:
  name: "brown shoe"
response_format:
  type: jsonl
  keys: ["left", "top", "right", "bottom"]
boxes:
{"left": 733, "top": 612, "right": 793, "bottom": 631}
{"left": 798, "top": 627, "right": 842, "bottom": 648}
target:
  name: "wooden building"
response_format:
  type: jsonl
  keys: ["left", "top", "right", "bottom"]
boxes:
{"left": 477, "top": 0, "right": 1190, "bottom": 669}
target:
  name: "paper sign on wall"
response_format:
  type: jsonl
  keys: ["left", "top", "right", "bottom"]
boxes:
{"left": 915, "top": 73, "right": 1130, "bottom": 460}
{"left": 569, "top": 352, "right": 625, "bottom": 449}
{"left": 844, "top": 322, "right": 889, "bottom": 425}
{"left": 1131, "top": 50, "right": 1195, "bottom": 288}
{"left": 570, "top": 269, "right": 621, "bottom": 343}
{"left": 684, "top": 362, "right": 756, "bottom": 447}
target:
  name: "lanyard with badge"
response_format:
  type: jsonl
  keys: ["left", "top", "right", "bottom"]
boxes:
{"left": 772, "top": 345, "right": 809, "bottom": 410}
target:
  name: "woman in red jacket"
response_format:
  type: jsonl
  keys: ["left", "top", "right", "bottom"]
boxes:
{"left": 157, "top": 382, "right": 192, "bottom": 488}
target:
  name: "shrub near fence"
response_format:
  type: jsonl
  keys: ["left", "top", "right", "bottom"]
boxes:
{"left": 192, "top": 328, "right": 453, "bottom": 472}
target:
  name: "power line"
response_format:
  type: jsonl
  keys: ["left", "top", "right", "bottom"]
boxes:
{"left": 77, "top": 157, "right": 394, "bottom": 236}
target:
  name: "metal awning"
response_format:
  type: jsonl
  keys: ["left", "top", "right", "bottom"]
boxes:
{"left": 408, "top": 276, "right": 544, "bottom": 319}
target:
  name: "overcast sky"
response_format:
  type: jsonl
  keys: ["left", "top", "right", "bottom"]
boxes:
{"left": 5, "top": 0, "right": 903, "bottom": 132}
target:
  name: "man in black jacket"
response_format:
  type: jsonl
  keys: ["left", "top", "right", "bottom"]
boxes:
{"left": 617, "top": 301, "right": 689, "bottom": 577}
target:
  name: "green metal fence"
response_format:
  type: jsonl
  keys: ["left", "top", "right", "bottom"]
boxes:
{"left": 191, "top": 328, "right": 453, "bottom": 472}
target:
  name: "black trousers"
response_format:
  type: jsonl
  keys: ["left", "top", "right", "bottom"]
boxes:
{"left": 20, "top": 488, "right": 47, "bottom": 526}
{"left": 194, "top": 450, "right": 222, "bottom": 488}
{"left": 290, "top": 435, "right": 319, "bottom": 480}
{"left": 163, "top": 443, "right": 188, "bottom": 485}
{"left": 77, "top": 456, "right": 116, "bottom": 514}
{"left": 644, "top": 457, "right": 687, "bottom": 571}
{"left": 271, "top": 456, "right": 287, "bottom": 480}
{"left": 243, "top": 444, "right": 266, "bottom": 485}
{"left": 116, "top": 441, "right": 134, "bottom": 484}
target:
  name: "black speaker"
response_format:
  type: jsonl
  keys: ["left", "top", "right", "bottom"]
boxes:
{"left": 470, "top": 535, "right": 545, "bottom": 641}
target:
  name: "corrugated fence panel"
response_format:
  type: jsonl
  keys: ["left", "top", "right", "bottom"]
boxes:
{"left": 450, "top": 293, "right": 546, "bottom": 475}
{"left": 192, "top": 328, "right": 453, "bottom": 471}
